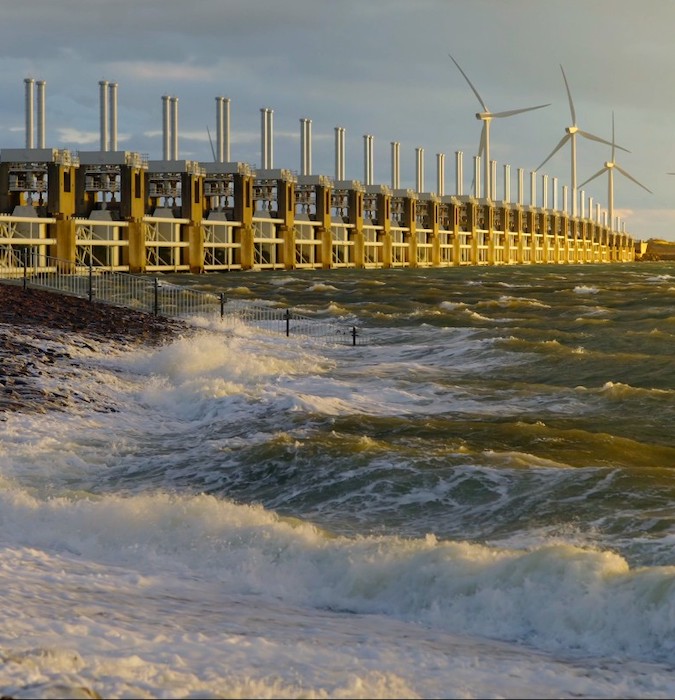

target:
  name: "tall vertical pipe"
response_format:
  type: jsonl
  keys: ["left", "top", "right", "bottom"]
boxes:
{"left": 490, "top": 160, "right": 497, "bottom": 200}
{"left": 579, "top": 189, "right": 585, "bottom": 219}
{"left": 503, "top": 164, "right": 511, "bottom": 202}
{"left": 363, "top": 134, "right": 373, "bottom": 186}
{"left": 162, "top": 95, "right": 171, "bottom": 161}
{"left": 436, "top": 152, "right": 445, "bottom": 196}
{"left": 223, "top": 98, "right": 231, "bottom": 162}
{"left": 300, "top": 118, "right": 306, "bottom": 175}
{"left": 99, "top": 80, "right": 109, "bottom": 152}
{"left": 455, "top": 151, "right": 463, "bottom": 196}
{"left": 530, "top": 171, "right": 536, "bottom": 207}
{"left": 542, "top": 174, "right": 548, "bottom": 209}
{"left": 266, "top": 108, "right": 274, "bottom": 169}
{"left": 36, "top": 80, "right": 46, "bottom": 149}
{"left": 552, "top": 176, "right": 558, "bottom": 211}
{"left": 260, "top": 109, "right": 267, "bottom": 168}
{"left": 300, "top": 118, "right": 312, "bottom": 175}
{"left": 562, "top": 185, "right": 569, "bottom": 214}
{"left": 171, "top": 96, "right": 179, "bottom": 160}
{"left": 391, "top": 141, "right": 400, "bottom": 190}
{"left": 306, "top": 119, "right": 313, "bottom": 175}
{"left": 109, "top": 82, "right": 118, "bottom": 151}
{"left": 24, "top": 78, "right": 34, "bottom": 149}
{"left": 334, "top": 127, "right": 346, "bottom": 181}
{"left": 215, "top": 98, "right": 224, "bottom": 162}
{"left": 517, "top": 168, "right": 524, "bottom": 206}
{"left": 416, "top": 147, "right": 424, "bottom": 192}
{"left": 473, "top": 156, "right": 481, "bottom": 198}
{"left": 215, "top": 97, "right": 231, "bottom": 162}
{"left": 588, "top": 196, "right": 594, "bottom": 222}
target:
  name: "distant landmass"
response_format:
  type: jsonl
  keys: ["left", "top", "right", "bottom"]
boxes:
{"left": 636, "top": 239, "right": 675, "bottom": 261}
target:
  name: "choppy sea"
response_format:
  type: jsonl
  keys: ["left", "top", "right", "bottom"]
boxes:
{"left": 2, "top": 262, "right": 675, "bottom": 699}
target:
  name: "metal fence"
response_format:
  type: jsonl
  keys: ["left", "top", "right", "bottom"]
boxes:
{"left": 0, "top": 251, "right": 365, "bottom": 345}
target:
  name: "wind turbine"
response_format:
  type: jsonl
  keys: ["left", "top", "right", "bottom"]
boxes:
{"left": 448, "top": 53, "right": 550, "bottom": 200}
{"left": 579, "top": 112, "right": 651, "bottom": 230}
{"left": 536, "top": 65, "right": 628, "bottom": 217}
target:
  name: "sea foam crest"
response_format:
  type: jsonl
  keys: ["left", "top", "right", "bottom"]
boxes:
{"left": 2, "top": 488, "right": 675, "bottom": 664}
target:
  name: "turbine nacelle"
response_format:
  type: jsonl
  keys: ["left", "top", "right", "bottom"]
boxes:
{"left": 476, "top": 112, "right": 491, "bottom": 121}
{"left": 565, "top": 125, "right": 579, "bottom": 135}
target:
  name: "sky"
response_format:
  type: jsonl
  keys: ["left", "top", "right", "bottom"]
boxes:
{"left": 1, "top": 0, "right": 675, "bottom": 240}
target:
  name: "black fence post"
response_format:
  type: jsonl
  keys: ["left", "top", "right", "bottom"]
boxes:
{"left": 88, "top": 259, "right": 93, "bottom": 302}
{"left": 220, "top": 292, "right": 226, "bottom": 320}
{"left": 284, "top": 308, "right": 291, "bottom": 337}
{"left": 153, "top": 277, "right": 159, "bottom": 316}
{"left": 22, "top": 248, "right": 27, "bottom": 290}
{"left": 352, "top": 326, "right": 358, "bottom": 346}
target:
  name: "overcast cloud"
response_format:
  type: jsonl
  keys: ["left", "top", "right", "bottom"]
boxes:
{"left": 1, "top": 0, "right": 674, "bottom": 239}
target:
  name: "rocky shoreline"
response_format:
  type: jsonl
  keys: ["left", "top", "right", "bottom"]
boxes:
{"left": 0, "top": 283, "right": 190, "bottom": 417}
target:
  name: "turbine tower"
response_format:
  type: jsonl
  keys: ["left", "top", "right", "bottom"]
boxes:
{"left": 536, "top": 65, "right": 628, "bottom": 217}
{"left": 449, "top": 53, "right": 549, "bottom": 200}
{"left": 579, "top": 112, "right": 651, "bottom": 231}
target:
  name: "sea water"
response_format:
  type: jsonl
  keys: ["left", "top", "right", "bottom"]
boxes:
{"left": 1, "top": 263, "right": 675, "bottom": 698}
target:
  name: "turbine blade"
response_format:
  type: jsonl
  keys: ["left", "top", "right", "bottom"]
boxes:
{"left": 577, "top": 129, "right": 630, "bottom": 153}
{"left": 611, "top": 112, "right": 616, "bottom": 162}
{"left": 535, "top": 134, "right": 571, "bottom": 171}
{"left": 560, "top": 65, "right": 577, "bottom": 125}
{"left": 579, "top": 167, "right": 607, "bottom": 188}
{"left": 448, "top": 54, "right": 488, "bottom": 112}
{"left": 492, "top": 103, "right": 550, "bottom": 118}
{"left": 615, "top": 164, "right": 652, "bottom": 194}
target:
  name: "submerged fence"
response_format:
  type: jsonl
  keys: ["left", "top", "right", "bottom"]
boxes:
{"left": 0, "top": 252, "right": 365, "bottom": 345}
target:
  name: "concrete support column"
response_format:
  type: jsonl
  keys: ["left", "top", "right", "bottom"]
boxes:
{"left": 430, "top": 199, "right": 441, "bottom": 266}
{"left": 180, "top": 171, "right": 205, "bottom": 273}
{"left": 349, "top": 187, "right": 364, "bottom": 268}
{"left": 378, "top": 191, "right": 392, "bottom": 268}
{"left": 53, "top": 216, "right": 76, "bottom": 268}
{"left": 404, "top": 194, "right": 417, "bottom": 268}
{"left": 315, "top": 182, "right": 333, "bottom": 269}
{"left": 275, "top": 177, "right": 296, "bottom": 270}
{"left": 234, "top": 172, "right": 254, "bottom": 270}
{"left": 468, "top": 200, "right": 479, "bottom": 265}
{"left": 127, "top": 219, "right": 146, "bottom": 273}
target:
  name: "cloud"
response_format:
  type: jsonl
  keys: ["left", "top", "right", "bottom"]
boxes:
{"left": 106, "top": 61, "right": 215, "bottom": 83}
{"left": 56, "top": 128, "right": 99, "bottom": 145}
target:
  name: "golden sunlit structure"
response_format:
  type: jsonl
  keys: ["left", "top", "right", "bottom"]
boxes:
{"left": 0, "top": 77, "right": 639, "bottom": 276}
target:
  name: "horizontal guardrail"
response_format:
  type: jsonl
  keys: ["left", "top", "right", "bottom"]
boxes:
{"left": 0, "top": 251, "right": 366, "bottom": 346}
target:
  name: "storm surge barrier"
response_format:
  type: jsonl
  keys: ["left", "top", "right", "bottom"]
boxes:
{"left": 0, "top": 252, "right": 364, "bottom": 345}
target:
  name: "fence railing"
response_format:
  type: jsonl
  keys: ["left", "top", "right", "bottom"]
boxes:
{"left": 0, "top": 251, "right": 365, "bottom": 346}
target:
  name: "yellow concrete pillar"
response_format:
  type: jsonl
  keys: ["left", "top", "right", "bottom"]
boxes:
{"left": 431, "top": 199, "right": 441, "bottom": 267}
{"left": 404, "top": 194, "right": 417, "bottom": 268}
{"left": 47, "top": 161, "right": 77, "bottom": 266}
{"left": 234, "top": 172, "right": 254, "bottom": 270}
{"left": 47, "top": 162, "right": 76, "bottom": 220}
{"left": 453, "top": 200, "right": 464, "bottom": 266}
{"left": 180, "top": 171, "right": 205, "bottom": 273}
{"left": 276, "top": 176, "right": 296, "bottom": 270}
{"left": 377, "top": 189, "right": 392, "bottom": 268}
{"left": 315, "top": 180, "right": 333, "bottom": 269}
{"left": 349, "top": 186, "right": 365, "bottom": 268}
{"left": 468, "top": 199, "right": 479, "bottom": 265}
{"left": 127, "top": 218, "right": 146, "bottom": 273}
{"left": 487, "top": 203, "right": 497, "bottom": 265}
{"left": 53, "top": 216, "right": 76, "bottom": 270}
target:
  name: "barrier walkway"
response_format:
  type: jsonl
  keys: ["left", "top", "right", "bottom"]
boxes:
{"left": 0, "top": 252, "right": 365, "bottom": 346}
